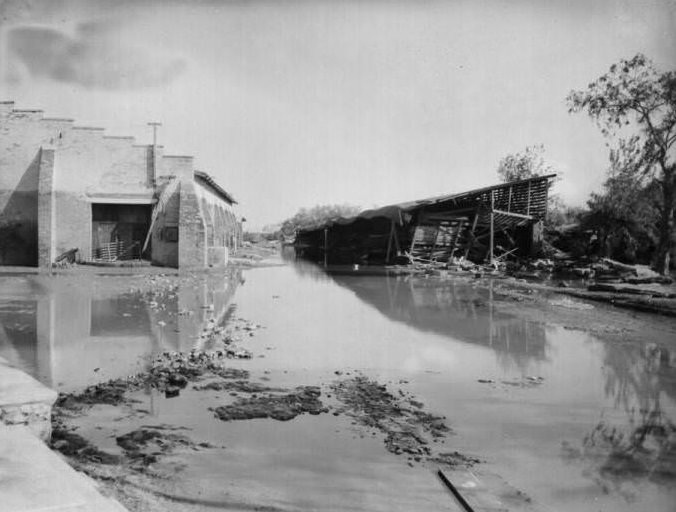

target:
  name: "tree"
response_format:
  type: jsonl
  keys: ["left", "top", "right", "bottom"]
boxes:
{"left": 496, "top": 144, "right": 567, "bottom": 235}
{"left": 496, "top": 144, "right": 554, "bottom": 182}
{"left": 280, "top": 203, "right": 361, "bottom": 237}
{"left": 582, "top": 146, "right": 660, "bottom": 263}
{"left": 567, "top": 54, "right": 676, "bottom": 274}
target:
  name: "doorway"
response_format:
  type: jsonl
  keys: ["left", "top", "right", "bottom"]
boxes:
{"left": 91, "top": 204, "right": 152, "bottom": 261}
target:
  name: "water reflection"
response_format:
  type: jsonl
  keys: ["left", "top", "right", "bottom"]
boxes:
{"left": 288, "top": 258, "right": 676, "bottom": 494}
{"left": 0, "top": 270, "right": 242, "bottom": 390}
{"left": 291, "top": 258, "right": 549, "bottom": 371}
{"left": 564, "top": 338, "right": 676, "bottom": 490}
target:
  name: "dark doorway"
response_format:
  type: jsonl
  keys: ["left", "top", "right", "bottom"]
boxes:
{"left": 91, "top": 204, "right": 151, "bottom": 260}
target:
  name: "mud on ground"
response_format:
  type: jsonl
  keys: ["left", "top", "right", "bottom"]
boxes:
{"left": 329, "top": 374, "right": 470, "bottom": 467}
{"left": 50, "top": 345, "right": 475, "bottom": 511}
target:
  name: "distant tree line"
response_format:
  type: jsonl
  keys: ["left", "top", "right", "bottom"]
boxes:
{"left": 279, "top": 204, "right": 362, "bottom": 237}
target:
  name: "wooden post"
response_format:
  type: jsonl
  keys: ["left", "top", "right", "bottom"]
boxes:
{"left": 449, "top": 220, "right": 464, "bottom": 260}
{"left": 507, "top": 185, "right": 512, "bottom": 213}
{"left": 489, "top": 191, "right": 495, "bottom": 264}
{"left": 526, "top": 180, "right": 532, "bottom": 216}
{"left": 489, "top": 214, "right": 494, "bottom": 264}
{"left": 408, "top": 224, "right": 419, "bottom": 259}
{"left": 429, "top": 225, "right": 440, "bottom": 260}
{"left": 463, "top": 209, "right": 480, "bottom": 260}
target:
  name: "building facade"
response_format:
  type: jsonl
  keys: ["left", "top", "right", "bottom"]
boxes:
{"left": 0, "top": 101, "right": 240, "bottom": 268}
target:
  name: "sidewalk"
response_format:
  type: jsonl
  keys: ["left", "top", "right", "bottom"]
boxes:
{"left": 0, "top": 357, "right": 129, "bottom": 512}
{"left": 0, "top": 425, "right": 128, "bottom": 512}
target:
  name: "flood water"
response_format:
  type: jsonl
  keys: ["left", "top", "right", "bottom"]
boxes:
{"left": 1, "top": 257, "right": 675, "bottom": 511}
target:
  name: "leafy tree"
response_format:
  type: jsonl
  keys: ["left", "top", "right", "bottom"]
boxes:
{"left": 567, "top": 54, "right": 676, "bottom": 274}
{"left": 496, "top": 144, "right": 554, "bottom": 182}
{"left": 496, "top": 144, "right": 567, "bottom": 236}
{"left": 280, "top": 204, "right": 361, "bottom": 236}
{"left": 582, "top": 145, "right": 660, "bottom": 263}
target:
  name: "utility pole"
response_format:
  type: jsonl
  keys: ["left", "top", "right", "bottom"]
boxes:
{"left": 148, "top": 122, "right": 161, "bottom": 186}
{"left": 148, "top": 122, "right": 161, "bottom": 147}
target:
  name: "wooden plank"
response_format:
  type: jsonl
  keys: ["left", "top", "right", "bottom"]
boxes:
{"left": 386, "top": 221, "right": 394, "bottom": 262}
{"left": 449, "top": 220, "right": 465, "bottom": 259}
{"left": 463, "top": 209, "right": 480, "bottom": 259}
{"left": 491, "top": 209, "right": 533, "bottom": 220}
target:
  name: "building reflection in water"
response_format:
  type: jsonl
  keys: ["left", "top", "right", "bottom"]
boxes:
{"left": 0, "top": 270, "right": 242, "bottom": 390}
{"left": 327, "top": 270, "right": 549, "bottom": 372}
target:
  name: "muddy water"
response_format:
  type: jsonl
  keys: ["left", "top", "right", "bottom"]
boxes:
{"left": 1, "top": 260, "right": 675, "bottom": 511}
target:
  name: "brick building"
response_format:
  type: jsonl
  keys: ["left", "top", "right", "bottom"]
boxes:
{"left": 0, "top": 101, "right": 241, "bottom": 268}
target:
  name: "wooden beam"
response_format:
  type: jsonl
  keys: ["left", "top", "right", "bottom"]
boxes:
{"left": 449, "top": 220, "right": 464, "bottom": 259}
{"left": 463, "top": 208, "right": 480, "bottom": 259}
{"left": 492, "top": 209, "right": 534, "bottom": 220}
{"left": 429, "top": 224, "right": 440, "bottom": 260}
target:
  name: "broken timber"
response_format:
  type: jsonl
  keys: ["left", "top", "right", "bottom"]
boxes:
{"left": 295, "top": 174, "right": 555, "bottom": 266}
{"left": 437, "top": 469, "right": 476, "bottom": 512}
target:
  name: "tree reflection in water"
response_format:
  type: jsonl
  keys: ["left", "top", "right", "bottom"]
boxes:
{"left": 563, "top": 341, "right": 676, "bottom": 494}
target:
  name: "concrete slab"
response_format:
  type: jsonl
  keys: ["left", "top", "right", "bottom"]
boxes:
{"left": 0, "top": 425, "right": 128, "bottom": 512}
{"left": 0, "top": 357, "right": 57, "bottom": 440}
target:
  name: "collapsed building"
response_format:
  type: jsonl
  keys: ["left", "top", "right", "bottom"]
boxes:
{"left": 295, "top": 174, "right": 555, "bottom": 266}
{"left": 0, "top": 101, "right": 241, "bottom": 268}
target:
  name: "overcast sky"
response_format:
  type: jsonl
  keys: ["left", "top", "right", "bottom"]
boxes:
{"left": 1, "top": 0, "right": 674, "bottom": 229}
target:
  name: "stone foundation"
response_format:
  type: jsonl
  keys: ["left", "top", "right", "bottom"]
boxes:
{"left": 0, "top": 357, "right": 57, "bottom": 441}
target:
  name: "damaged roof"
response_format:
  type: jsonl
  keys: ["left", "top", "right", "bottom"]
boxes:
{"left": 301, "top": 174, "right": 556, "bottom": 231}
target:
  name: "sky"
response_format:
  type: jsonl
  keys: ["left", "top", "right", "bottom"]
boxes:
{"left": 1, "top": 0, "right": 674, "bottom": 230}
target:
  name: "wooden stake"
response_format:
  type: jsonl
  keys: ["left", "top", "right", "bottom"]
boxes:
{"left": 437, "top": 469, "right": 476, "bottom": 512}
